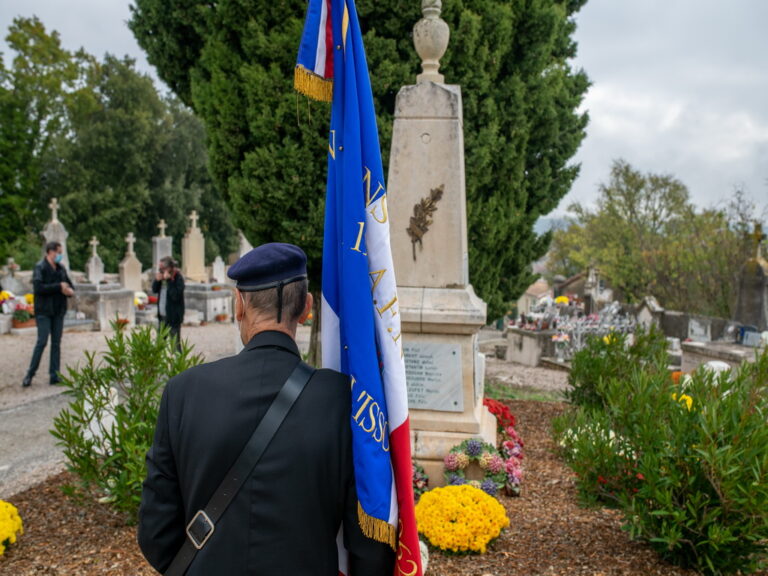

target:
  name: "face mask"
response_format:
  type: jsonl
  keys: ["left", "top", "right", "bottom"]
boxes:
{"left": 54, "top": 253, "right": 63, "bottom": 264}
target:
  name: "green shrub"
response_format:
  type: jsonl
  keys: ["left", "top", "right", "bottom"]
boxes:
{"left": 51, "top": 323, "right": 203, "bottom": 517}
{"left": 555, "top": 347, "right": 768, "bottom": 575}
{"left": 566, "top": 326, "right": 668, "bottom": 409}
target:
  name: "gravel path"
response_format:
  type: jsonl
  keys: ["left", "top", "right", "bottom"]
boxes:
{"left": 0, "top": 324, "right": 309, "bottom": 497}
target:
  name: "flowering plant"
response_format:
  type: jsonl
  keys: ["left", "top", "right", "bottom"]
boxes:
{"left": 443, "top": 439, "right": 507, "bottom": 497}
{"left": 554, "top": 295, "right": 569, "bottom": 305}
{"left": 483, "top": 398, "right": 515, "bottom": 431}
{"left": 501, "top": 425, "right": 525, "bottom": 494}
{"left": 12, "top": 302, "right": 32, "bottom": 323}
{"left": 415, "top": 485, "right": 509, "bottom": 554}
{"left": 0, "top": 500, "right": 23, "bottom": 556}
{"left": 412, "top": 462, "right": 429, "bottom": 499}
{"left": 551, "top": 332, "right": 570, "bottom": 343}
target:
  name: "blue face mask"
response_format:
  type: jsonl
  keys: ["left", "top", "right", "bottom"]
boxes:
{"left": 54, "top": 253, "right": 63, "bottom": 264}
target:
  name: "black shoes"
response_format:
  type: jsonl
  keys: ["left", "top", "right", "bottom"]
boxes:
{"left": 50, "top": 377, "right": 61, "bottom": 386}
{"left": 22, "top": 376, "right": 32, "bottom": 388}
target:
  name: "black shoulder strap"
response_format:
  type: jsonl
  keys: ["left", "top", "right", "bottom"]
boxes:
{"left": 165, "top": 361, "right": 315, "bottom": 576}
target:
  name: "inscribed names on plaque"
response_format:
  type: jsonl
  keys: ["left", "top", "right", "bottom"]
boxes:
{"left": 404, "top": 341, "right": 463, "bottom": 412}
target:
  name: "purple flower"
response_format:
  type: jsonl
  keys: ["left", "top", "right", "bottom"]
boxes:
{"left": 481, "top": 479, "right": 498, "bottom": 496}
{"left": 465, "top": 439, "right": 483, "bottom": 457}
{"left": 447, "top": 473, "right": 466, "bottom": 486}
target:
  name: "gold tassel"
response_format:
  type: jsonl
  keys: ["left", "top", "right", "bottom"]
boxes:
{"left": 294, "top": 65, "right": 333, "bottom": 103}
{"left": 357, "top": 501, "right": 397, "bottom": 551}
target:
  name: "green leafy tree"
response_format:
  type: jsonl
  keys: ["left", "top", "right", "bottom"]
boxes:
{"left": 129, "top": 0, "right": 590, "bottom": 319}
{"left": 41, "top": 55, "right": 236, "bottom": 271}
{"left": 0, "top": 17, "right": 79, "bottom": 259}
{"left": 549, "top": 160, "right": 756, "bottom": 317}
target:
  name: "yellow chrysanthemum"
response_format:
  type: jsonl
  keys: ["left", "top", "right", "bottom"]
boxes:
{"left": 415, "top": 485, "right": 509, "bottom": 554}
{"left": 24, "top": 293, "right": 34, "bottom": 305}
{"left": 0, "top": 500, "right": 24, "bottom": 556}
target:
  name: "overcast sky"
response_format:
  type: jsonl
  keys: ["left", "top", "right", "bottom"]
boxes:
{"left": 2, "top": 0, "right": 766, "bottom": 217}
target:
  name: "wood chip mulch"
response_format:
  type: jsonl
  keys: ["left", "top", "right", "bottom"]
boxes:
{"left": 1, "top": 400, "right": 764, "bottom": 575}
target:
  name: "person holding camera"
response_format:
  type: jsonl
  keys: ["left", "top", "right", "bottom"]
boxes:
{"left": 152, "top": 256, "right": 185, "bottom": 346}
{"left": 22, "top": 241, "right": 74, "bottom": 387}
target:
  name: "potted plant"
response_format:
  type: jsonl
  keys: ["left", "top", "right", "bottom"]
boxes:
{"left": 12, "top": 303, "right": 35, "bottom": 329}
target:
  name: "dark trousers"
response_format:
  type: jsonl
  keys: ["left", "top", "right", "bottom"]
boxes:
{"left": 160, "top": 318, "right": 181, "bottom": 350}
{"left": 26, "top": 314, "right": 65, "bottom": 380}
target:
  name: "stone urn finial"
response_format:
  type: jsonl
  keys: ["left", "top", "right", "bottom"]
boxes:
{"left": 414, "top": 0, "right": 450, "bottom": 83}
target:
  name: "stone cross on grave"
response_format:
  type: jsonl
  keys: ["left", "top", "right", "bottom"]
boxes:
{"left": 89, "top": 236, "right": 100, "bottom": 257}
{"left": 125, "top": 232, "right": 136, "bottom": 255}
{"left": 49, "top": 198, "right": 60, "bottom": 222}
{"left": 750, "top": 223, "right": 765, "bottom": 260}
{"left": 189, "top": 210, "right": 200, "bottom": 230}
{"left": 157, "top": 219, "right": 168, "bottom": 238}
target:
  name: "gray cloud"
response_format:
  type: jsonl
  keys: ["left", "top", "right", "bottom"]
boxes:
{"left": 2, "top": 0, "right": 767, "bottom": 216}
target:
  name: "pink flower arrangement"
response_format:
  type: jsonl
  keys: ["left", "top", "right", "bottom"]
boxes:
{"left": 443, "top": 453, "right": 460, "bottom": 471}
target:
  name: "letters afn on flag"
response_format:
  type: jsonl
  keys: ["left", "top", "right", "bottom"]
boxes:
{"left": 296, "top": 0, "right": 422, "bottom": 575}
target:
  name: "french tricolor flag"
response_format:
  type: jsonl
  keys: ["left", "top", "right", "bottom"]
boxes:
{"left": 296, "top": 1, "right": 422, "bottom": 575}
{"left": 295, "top": 0, "right": 334, "bottom": 102}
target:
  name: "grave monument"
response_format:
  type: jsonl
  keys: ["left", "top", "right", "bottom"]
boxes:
{"left": 181, "top": 211, "right": 207, "bottom": 282}
{"left": 119, "top": 232, "right": 143, "bottom": 292}
{"left": 733, "top": 223, "right": 768, "bottom": 332}
{"left": 152, "top": 219, "right": 173, "bottom": 272}
{"left": 41, "top": 198, "right": 70, "bottom": 269}
{"left": 387, "top": 0, "right": 495, "bottom": 484}
{"left": 86, "top": 236, "right": 105, "bottom": 285}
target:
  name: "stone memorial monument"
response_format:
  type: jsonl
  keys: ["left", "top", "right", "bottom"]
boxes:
{"left": 86, "top": 236, "right": 105, "bottom": 285}
{"left": 119, "top": 232, "right": 143, "bottom": 292}
{"left": 41, "top": 198, "right": 70, "bottom": 269}
{"left": 387, "top": 0, "right": 495, "bottom": 484}
{"left": 0, "top": 258, "right": 25, "bottom": 295}
{"left": 212, "top": 255, "right": 227, "bottom": 284}
{"left": 238, "top": 230, "right": 254, "bottom": 258}
{"left": 733, "top": 223, "right": 768, "bottom": 332}
{"left": 152, "top": 219, "right": 173, "bottom": 272}
{"left": 182, "top": 211, "right": 207, "bottom": 282}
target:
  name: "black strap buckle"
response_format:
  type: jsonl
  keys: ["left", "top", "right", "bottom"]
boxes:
{"left": 186, "top": 510, "right": 215, "bottom": 550}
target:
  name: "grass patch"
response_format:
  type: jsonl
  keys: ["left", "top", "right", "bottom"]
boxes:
{"left": 485, "top": 380, "right": 566, "bottom": 403}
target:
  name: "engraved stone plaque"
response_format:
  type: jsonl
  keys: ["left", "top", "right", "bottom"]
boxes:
{"left": 404, "top": 341, "right": 463, "bottom": 412}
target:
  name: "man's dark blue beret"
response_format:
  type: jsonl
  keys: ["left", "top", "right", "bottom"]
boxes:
{"left": 227, "top": 242, "right": 307, "bottom": 291}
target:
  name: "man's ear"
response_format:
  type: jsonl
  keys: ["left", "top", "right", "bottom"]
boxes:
{"left": 235, "top": 289, "right": 245, "bottom": 322}
{"left": 298, "top": 292, "right": 313, "bottom": 325}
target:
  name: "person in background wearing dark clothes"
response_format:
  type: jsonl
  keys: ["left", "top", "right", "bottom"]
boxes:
{"left": 22, "top": 241, "right": 74, "bottom": 387}
{"left": 152, "top": 256, "right": 185, "bottom": 346}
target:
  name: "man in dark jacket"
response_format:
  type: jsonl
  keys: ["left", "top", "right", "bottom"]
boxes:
{"left": 152, "top": 256, "right": 185, "bottom": 345}
{"left": 22, "top": 241, "right": 74, "bottom": 387}
{"left": 138, "top": 243, "right": 394, "bottom": 575}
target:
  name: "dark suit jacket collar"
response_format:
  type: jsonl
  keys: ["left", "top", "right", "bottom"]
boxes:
{"left": 243, "top": 330, "right": 300, "bottom": 356}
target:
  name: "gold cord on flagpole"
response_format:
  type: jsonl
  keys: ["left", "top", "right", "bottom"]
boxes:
{"left": 358, "top": 501, "right": 397, "bottom": 550}
{"left": 294, "top": 65, "right": 333, "bottom": 103}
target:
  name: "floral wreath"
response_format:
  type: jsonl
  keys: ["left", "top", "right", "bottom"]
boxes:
{"left": 443, "top": 438, "right": 507, "bottom": 497}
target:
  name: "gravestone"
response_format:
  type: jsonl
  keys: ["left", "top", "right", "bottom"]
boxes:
{"left": 238, "top": 230, "right": 254, "bottom": 258}
{"left": 212, "top": 256, "right": 227, "bottom": 284}
{"left": 0, "top": 258, "right": 25, "bottom": 295}
{"left": 182, "top": 211, "right": 207, "bottom": 282}
{"left": 119, "top": 232, "right": 143, "bottom": 292}
{"left": 41, "top": 198, "right": 70, "bottom": 269}
{"left": 733, "top": 224, "right": 768, "bottom": 332}
{"left": 86, "top": 236, "right": 105, "bottom": 285}
{"left": 387, "top": 1, "right": 495, "bottom": 485}
{"left": 152, "top": 219, "right": 173, "bottom": 272}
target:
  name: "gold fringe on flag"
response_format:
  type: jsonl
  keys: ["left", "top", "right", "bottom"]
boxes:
{"left": 294, "top": 65, "right": 333, "bottom": 103}
{"left": 358, "top": 501, "right": 397, "bottom": 551}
